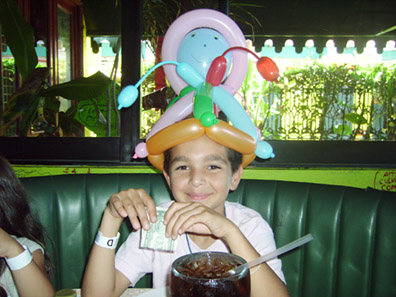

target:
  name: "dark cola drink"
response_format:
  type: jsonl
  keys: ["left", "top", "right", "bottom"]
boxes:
{"left": 170, "top": 252, "right": 250, "bottom": 297}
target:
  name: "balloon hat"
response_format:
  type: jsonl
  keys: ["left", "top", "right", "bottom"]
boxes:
{"left": 117, "top": 8, "right": 279, "bottom": 171}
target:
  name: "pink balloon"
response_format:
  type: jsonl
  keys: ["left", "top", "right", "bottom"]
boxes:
{"left": 161, "top": 8, "right": 248, "bottom": 96}
{"left": 146, "top": 91, "right": 194, "bottom": 139}
{"left": 135, "top": 142, "right": 148, "bottom": 158}
{"left": 220, "top": 84, "right": 234, "bottom": 95}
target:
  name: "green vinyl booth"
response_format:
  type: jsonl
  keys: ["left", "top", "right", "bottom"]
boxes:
{"left": 20, "top": 173, "right": 396, "bottom": 297}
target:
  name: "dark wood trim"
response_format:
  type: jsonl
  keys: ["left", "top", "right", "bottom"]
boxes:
{"left": 120, "top": 0, "right": 142, "bottom": 162}
{"left": 256, "top": 141, "right": 396, "bottom": 168}
{"left": 0, "top": 137, "right": 395, "bottom": 168}
{"left": 0, "top": 137, "right": 122, "bottom": 165}
{"left": 71, "top": 5, "right": 84, "bottom": 78}
{"left": 58, "top": 0, "right": 83, "bottom": 78}
{"left": 48, "top": 0, "right": 58, "bottom": 85}
{"left": 17, "top": 0, "right": 30, "bottom": 21}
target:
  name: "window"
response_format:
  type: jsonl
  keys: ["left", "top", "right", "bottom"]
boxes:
{"left": 0, "top": 1, "right": 395, "bottom": 168}
{"left": 239, "top": 39, "right": 396, "bottom": 142}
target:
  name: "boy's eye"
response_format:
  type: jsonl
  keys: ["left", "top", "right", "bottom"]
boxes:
{"left": 175, "top": 165, "right": 189, "bottom": 171}
{"left": 208, "top": 165, "right": 221, "bottom": 170}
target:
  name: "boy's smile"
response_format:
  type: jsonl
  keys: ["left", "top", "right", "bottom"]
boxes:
{"left": 163, "top": 134, "right": 243, "bottom": 214}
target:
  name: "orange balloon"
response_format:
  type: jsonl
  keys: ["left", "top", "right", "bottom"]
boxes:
{"left": 147, "top": 154, "right": 165, "bottom": 172}
{"left": 146, "top": 118, "right": 204, "bottom": 155}
{"left": 242, "top": 153, "right": 256, "bottom": 167}
{"left": 146, "top": 118, "right": 258, "bottom": 171}
{"left": 206, "top": 120, "right": 256, "bottom": 155}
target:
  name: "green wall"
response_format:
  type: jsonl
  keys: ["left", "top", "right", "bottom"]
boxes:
{"left": 12, "top": 164, "right": 396, "bottom": 192}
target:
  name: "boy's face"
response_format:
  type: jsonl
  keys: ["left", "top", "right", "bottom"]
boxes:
{"left": 163, "top": 135, "right": 243, "bottom": 214}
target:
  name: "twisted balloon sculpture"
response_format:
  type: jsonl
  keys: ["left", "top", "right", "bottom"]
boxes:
{"left": 117, "top": 9, "right": 279, "bottom": 171}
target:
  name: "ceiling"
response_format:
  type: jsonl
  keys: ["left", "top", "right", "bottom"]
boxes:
{"left": 83, "top": 0, "right": 396, "bottom": 53}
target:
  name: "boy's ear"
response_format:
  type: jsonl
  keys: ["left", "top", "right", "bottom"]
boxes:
{"left": 230, "top": 165, "right": 243, "bottom": 191}
{"left": 163, "top": 170, "right": 171, "bottom": 187}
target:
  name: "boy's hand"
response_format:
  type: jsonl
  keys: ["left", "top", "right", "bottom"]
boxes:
{"left": 163, "top": 202, "right": 235, "bottom": 239}
{"left": 107, "top": 188, "right": 157, "bottom": 231}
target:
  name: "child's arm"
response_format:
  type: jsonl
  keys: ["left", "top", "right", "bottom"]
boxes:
{"left": 0, "top": 228, "right": 55, "bottom": 297}
{"left": 224, "top": 224, "right": 290, "bottom": 297}
{"left": 164, "top": 202, "right": 290, "bottom": 297}
{"left": 82, "top": 188, "right": 157, "bottom": 297}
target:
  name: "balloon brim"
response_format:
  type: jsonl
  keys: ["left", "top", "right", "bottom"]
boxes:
{"left": 146, "top": 118, "right": 257, "bottom": 171}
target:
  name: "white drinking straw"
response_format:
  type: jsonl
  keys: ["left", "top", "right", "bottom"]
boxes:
{"left": 228, "top": 233, "right": 314, "bottom": 275}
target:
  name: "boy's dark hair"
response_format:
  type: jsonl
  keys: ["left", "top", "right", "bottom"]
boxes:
{"left": 163, "top": 145, "right": 242, "bottom": 174}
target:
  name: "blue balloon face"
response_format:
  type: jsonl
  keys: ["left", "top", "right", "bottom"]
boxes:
{"left": 177, "top": 28, "right": 232, "bottom": 80}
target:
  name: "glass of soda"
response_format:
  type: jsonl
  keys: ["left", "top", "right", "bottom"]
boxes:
{"left": 170, "top": 251, "right": 250, "bottom": 297}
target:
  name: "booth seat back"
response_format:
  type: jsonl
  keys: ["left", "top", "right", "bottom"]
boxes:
{"left": 20, "top": 174, "right": 396, "bottom": 297}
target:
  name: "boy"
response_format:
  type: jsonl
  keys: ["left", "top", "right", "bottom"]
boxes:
{"left": 82, "top": 134, "right": 289, "bottom": 297}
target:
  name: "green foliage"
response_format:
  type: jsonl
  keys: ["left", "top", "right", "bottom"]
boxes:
{"left": 240, "top": 60, "right": 283, "bottom": 139}
{"left": 245, "top": 62, "right": 396, "bottom": 140}
{"left": 75, "top": 83, "right": 121, "bottom": 137}
{"left": 0, "top": 0, "right": 113, "bottom": 137}
{"left": 140, "top": 60, "right": 162, "bottom": 138}
{"left": 2, "top": 68, "right": 112, "bottom": 136}
{"left": 1, "top": 58, "right": 16, "bottom": 73}
{"left": 0, "top": 0, "right": 37, "bottom": 81}
{"left": 40, "top": 72, "right": 111, "bottom": 100}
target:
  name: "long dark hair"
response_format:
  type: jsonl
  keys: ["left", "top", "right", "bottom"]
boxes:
{"left": 0, "top": 155, "right": 52, "bottom": 275}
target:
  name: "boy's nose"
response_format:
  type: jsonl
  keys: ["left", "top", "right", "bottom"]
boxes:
{"left": 189, "top": 169, "right": 206, "bottom": 187}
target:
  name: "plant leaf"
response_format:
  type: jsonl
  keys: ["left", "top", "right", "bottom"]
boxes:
{"left": 333, "top": 124, "right": 352, "bottom": 135}
{"left": 1, "top": 68, "right": 48, "bottom": 135}
{"left": 39, "top": 71, "right": 112, "bottom": 100}
{"left": 0, "top": 0, "right": 38, "bottom": 81}
{"left": 344, "top": 113, "right": 368, "bottom": 125}
{"left": 18, "top": 94, "right": 41, "bottom": 136}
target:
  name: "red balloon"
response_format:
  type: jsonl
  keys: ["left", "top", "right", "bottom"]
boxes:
{"left": 257, "top": 57, "right": 279, "bottom": 82}
{"left": 206, "top": 56, "right": 227, "bottom": 86}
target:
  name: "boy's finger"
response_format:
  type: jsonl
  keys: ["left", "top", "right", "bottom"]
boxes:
{"left": 109, "top": 195, "right": 128, "bottom": 218}
{"left": 163, "top": 202, "right": 188, "bottom": 224}
{"left": 138, "top": 189, "right": 157, "bottom": 223}
{"left": 122, "top": 199, "right": 142, "bottom": 230}
{"left": 134, "top": 202, "right": 151, "bottom": 231}
{"left": 166, "top": 204, "right": 200, "bottom": 239}
{"left": 125, "top": 191, "right": 151, "bottom": 231}
{"left": 180, "top": 217, "right": 212, "bottom": 235}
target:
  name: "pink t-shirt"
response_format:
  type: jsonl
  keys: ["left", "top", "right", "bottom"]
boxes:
{"left": 115, "top": 201, "right": 285, "bottom": 288}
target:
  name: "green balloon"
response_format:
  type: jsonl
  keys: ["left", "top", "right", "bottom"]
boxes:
{"left": 200, "top": 112, "right": 218, "bottom": 127}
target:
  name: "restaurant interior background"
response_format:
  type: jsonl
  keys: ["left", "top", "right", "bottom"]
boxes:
{"left": 1, "top": 0, "right": 396, "bottom": 191}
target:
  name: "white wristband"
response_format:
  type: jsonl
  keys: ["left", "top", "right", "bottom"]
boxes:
{"left": 5, "top": 245, "right": 33, "bottom": 271}
{"left": 95, "top": 231, "right": 120, "bottom": 250}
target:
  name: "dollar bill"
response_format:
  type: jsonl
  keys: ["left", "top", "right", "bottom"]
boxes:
{"left": 140, "top": 207, "right": 179, "bottom": 252}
